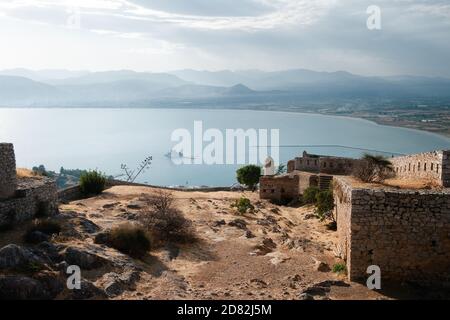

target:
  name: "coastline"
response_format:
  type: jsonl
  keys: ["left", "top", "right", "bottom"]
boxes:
{"left": 1, "top": 105, "right": 450, "bottom": 141}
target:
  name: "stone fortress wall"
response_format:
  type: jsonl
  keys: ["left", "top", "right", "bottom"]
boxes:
{"left": 0, "top": 143, "right": 58, "bottom": 228}
{"left": 0, "top": 143, "right": 17, "bottom": 200}
{"left": 288, "top": 151, "right": 361, "bottom": 176}
{"left": 334, "top": 176, "right": 450, "bottom": 282}
{"left": 390, "top": 150, "right": 450, "bottom": 187}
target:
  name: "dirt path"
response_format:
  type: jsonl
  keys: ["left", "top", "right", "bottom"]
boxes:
{"left": 57, "top": 186, "right": 387, "bottom": 300}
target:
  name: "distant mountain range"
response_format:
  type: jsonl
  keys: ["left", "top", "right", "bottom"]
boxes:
{"left": 0, "top": 68, "right": 449, "bottom": 107}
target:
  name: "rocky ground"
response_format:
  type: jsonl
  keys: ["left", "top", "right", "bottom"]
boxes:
{"left": 0, "top": 186, "right": 442, "bottom": 300}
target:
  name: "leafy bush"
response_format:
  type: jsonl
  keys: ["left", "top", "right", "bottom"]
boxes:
{"left": 79, "top": 170, "right": 106, "bottom": 196}
{"left": 140, "top": 191, "right": 195, "bottom": 247}
{"left": 353, "top": 154, "right": 394, "bottom": 183}
{"left": 332, "top": 263, "right": 347, "bottom": 274}
{"left": 315, "top": 190, "right": 335, "bottom": 220}
{"left": 236, "top": 165, "right": 261, "bottom": 191}
{"left": 231, "top": 197, "right": 255, "bottom": 215}
{"left": 109, "top": 223, "right": 151, "bottom": 258}
{"left": 303, "top": 187, "right": 320, "bottom": 204}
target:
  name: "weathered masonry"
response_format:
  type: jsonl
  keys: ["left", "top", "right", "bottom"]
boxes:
{"left": 391, "top": 150, "right": 450, "bottom": 187}
{"left": 0, "top": 143, "right": 58, "bottom": 228}
{"left": 261, "top": 151, "right": 357, "bottom": 202}
{"left": 288, "top": 151, "right": 360, "bottom": 176}
{"left": 334, "top": 176, "right": 450, "bottom": 282}
{"left": 260, "top": 174, "right": 300, "bottom": 202}
{"left": 0, "top": 143, "right": 17, "bottom": 200}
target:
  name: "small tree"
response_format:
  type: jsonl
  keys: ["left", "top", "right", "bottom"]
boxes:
{"left": 79, "top": 170, "right": 106, "bottom": 195}
{"left": 236, "top": 165, "right": 261, "bottom": 191}
{"left": 353, "top": 154, "right": 394, "bottom": 183}
{"left": 276, "top": 164, "right": 287, "bottom": 175}
{"left": 315, "top": 190, "right": 335, "bottom": 221}
{"left": 303, "top": 186, "right": 320, "bottom": 204}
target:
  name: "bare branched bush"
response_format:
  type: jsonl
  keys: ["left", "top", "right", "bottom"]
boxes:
{"left": 352, "top": 154, "right": 394, "bottom": 183}
{"left": 139, "top": 190, "right": 196, "bottom": 247}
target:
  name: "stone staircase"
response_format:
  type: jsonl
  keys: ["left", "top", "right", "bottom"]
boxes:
{"left": 319, "top": 175, "right": 333, "bottom": 190}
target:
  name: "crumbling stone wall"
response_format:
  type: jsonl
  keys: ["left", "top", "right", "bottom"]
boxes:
{"left": 288, "top": 151, "right": 360, "bottom": 176}
{"left": 0, "top": 177, "right": 58, "bottom": 228}
{"left": 0, "top": 143, "right": 58, "bottom": 228}
{"left": 319, "top": 157, "right": 358, "bottom": 175}
{"left": 0, "top": 143, "right": 17, "bottom": 200}
{"left": 260, "top": 174, "right": 300, "bottom": 202}
{"left": 334, "top": 177, "right": 450, "bottom": 282}
{"left": 391, "top": 150, "right": 450, "bottom": 187}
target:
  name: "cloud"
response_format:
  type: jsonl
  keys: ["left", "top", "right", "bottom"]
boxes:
{"left": 0, "top": 0, "right": 449, "bottom": 76}
{"left": 0, "top": 0, "right": 338, "bottom": 30}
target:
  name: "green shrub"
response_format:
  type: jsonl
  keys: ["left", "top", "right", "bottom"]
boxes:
{"left": 316, "top": 190, "right": 335, "bottom": 220}
{"left": 231, "top": 197, "right": 255, "bottom": 215}
{"left": 303, "top": 187, "right": 320, "bottom": 204}
{"left": 109, "top": 224, "right": 151, "bottom": 258}
{"left": 236, "top": 165, "right": 261, "bottom": 191}
{"left": 332, "top": 263, "right": 347, "bottom": 274}
{"left": 79, "top": 170, "right": 106, "bottom": 196}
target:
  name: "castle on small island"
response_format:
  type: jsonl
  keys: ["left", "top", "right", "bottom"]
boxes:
{"left": 260, "top": 149, "right": 450, "bottom": 282}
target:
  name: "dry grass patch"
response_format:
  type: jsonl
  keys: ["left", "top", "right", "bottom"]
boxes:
{"left": 17, "top": 168, "right": 43, "bottom": 179}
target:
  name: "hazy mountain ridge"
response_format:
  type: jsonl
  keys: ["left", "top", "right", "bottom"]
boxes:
{"left": 0, "top": 68, "right": 449, "bottom": 107}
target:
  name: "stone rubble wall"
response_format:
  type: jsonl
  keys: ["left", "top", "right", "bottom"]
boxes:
{"left": 288, "top": 153, "right": 360, "bottom": 176}
{"left": 0, "top": 143, "right": 17, "bottom": 200}
{"left": 391, "top": 150, "right": 450, "bottom": 187}
{"left": 334, "top": 177, "right": 450, "bottom": 282}
{"left": 0, "top": 177, "right": 58, "bottom": 228}
{"left": 260, "top": 174, "right": 300, "bottom": 202}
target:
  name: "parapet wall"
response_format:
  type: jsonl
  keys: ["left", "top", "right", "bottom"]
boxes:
{"left": 391, "top": 150, "right": 450, "bottom": 187}
{"left": 334, "top": 177, "right": 450, "bottom": 282}
{"left": 288, "top": 152, "right": 360, "bottom": 176}
{"left": 0, "top": 143, "right": 17, "bottom": 200}
{"left": 0, "top": 177, "right": 58, "bottom": 228}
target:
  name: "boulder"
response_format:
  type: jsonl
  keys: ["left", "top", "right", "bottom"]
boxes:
{"left": 25, "top": 231, "right": 50, "bottom": 244}
{"left": 70, "top": 279, "right": 107, "bottom": 300}
{"left": 315, "top": 261, "right": 331, "bottom": 273}
{"left": 213, "top": 220, "right": 226, "bottom": 227}
{"left": 77, "top": 218, "right": 101, "bottom": 234}
{"left": 245, "top": 230, "right": 256, "bottom": 239}
{"left": 36, "top": 242, "right": 64, "bottom": 263}
{"left": 98, "top": 269, "right": 140, "bottom": 297}
{"left": 0, "top": 275, "right": 51, "bottom": 300}
{"left": 228, "top": 219, "right": 247, "bottom": 230}
{"left": 0, "top": 244, "right": 43, "bottom": 270}
{"left": 33, "top": 270, "right": 65, "bottom": 298}
{"left": 63, "top": 247, "right": 107, "bottom": 270}
{"left": 94, "top": 230, "right": 111, "bottom": 245}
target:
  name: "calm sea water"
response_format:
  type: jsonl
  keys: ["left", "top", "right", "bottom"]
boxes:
{"left": 1, "top": 108, "right": 449, "bottom": 187}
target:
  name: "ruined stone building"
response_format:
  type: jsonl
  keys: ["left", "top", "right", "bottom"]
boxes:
{"left": 331, "top": 149, "right": 450, "bottom": 282}
{"left": 0, "top": 143, "right": 58, "bottom": 228}
{"left": 390, "top": 150, "right": 450, "bottom": 187}
{"left": 260, "top": 148, "right": 450, "bottom": 283}
{"left": 260, "top": 151, "right": 360, "bottom": 202}
{"left": 334, "top": 176, "right": 450, "bottom": 282}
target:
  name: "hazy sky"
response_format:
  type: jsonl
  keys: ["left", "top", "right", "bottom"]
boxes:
{"left": 0, "top": 0, "right": 449, "bottom": 76}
